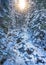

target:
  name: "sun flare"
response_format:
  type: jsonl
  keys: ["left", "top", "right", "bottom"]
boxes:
{"left": 18, "top": 0, "right": 26, "bottom": 10}
{"left": 15, "top": 0, "right": 30, "bottom": 12}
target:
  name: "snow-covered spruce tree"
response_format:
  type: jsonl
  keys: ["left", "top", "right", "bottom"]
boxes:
{"left": 0, "top": 0, "right": 11, "bottom": 34}
{"left": 0, "top": 0, "right": 11, "bottom": 65}
{"left": 27, "top": 0, "right": 46, "bottom": 48}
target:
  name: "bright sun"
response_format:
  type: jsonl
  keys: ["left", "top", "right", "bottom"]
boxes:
{"left": 15, "top": 0, "right": 30, "bottom": 12}
{"left": 18, "top": 0, "right": 26, "bottom": 10}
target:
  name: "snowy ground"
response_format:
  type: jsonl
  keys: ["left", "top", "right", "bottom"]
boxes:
{"left": 0, "top": 10, "right": 46, "bottom": 65}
